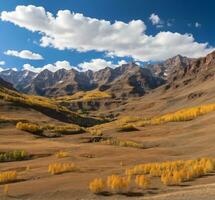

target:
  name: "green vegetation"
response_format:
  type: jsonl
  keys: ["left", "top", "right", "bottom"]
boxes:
{"left": 0, "top": 150, "right": 29, "bottom": 162}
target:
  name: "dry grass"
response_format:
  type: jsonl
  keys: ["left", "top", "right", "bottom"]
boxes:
{"left": 48, "top": 163, "right": 77, "bottom": 175}
{"left": 0, "top": 87, "right": 104, "bottom": 126}
{"left": 56, "top": 91, "right": 111, "bottom": 102}
{"left": 16, "top": 122, "right": 85, "bottom": 137}
{"left": 102, "top": 138, "right": 144, "bottom": 149}
{"left": 118, "top": 123, "right": 139, "bottom": 132}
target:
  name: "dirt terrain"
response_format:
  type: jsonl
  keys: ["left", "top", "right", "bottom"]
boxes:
{"left": 1, "top": 51, "right": 215, "bottom": 199}
{"left": 1, "top": 92, "right": 215, "bottom": 200}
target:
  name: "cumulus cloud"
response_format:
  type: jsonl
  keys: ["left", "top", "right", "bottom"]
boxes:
{"left": 0, "top": 61, "right": 5, "bottom": 65}
{"left": 0, "top": 67, "right": 3, "bottom": 72}
{"left": 149, "top": 13, "right": 161, "bottom": 25}
{"left": 4, "top": 50, "right": 43, "bottom": 60}
{"left": 1, "top": 5, "right": 214, "bottom": 61}
{"left": 23, "top": 60, "right": 76, "bottom": 73}
{"left": 23, "top": 59, "right": 127, "bottom": 73}
{"left": 78, "top": 58, "right": 127, "bottom": 71}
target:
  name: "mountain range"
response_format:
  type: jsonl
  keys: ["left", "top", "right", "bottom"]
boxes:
{"left": 1, "top": 51, "right": 215, "bottom": 98}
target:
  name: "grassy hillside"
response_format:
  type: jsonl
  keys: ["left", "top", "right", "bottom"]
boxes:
{"left": 56, "top": 90, "right": 112, "bottom": 102}
{"left": 0, "top": 86, "right": 106, "bottom": 127}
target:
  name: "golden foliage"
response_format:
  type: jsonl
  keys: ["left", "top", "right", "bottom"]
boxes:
{"left": 135, "top": 175, "right": 151, "bottom": 189}
{"left": 17, "top": 122, "right": 84, "bottom": 137}
{"left": 50, "top": 124, "right": 84, "bottom": 135}
{"left": 117, "top": 103, "right": 215, "bottom": 128}
{"left": 107, "top": 175, "right": 130, "bottom": 192}
{"left": 118, "top": 124, "right": 139, "bottom": 132}
{"left": 16, "top": 122, "right": 43, "bottom": 134}
{"left": 55, "top": 151, "right": 69, "bottom": 158}
{"left": 89, "top": 178, "right": 105, "bottom": 194}
{"left": 56, "top": 91, "right": 111, "bottom": 102}
{"left": 0, "top": 87, "right": 104, "bottom": 127}
{"left": 88, "top": 128, "right": 103, "bottom": 136}
{"left": 48, "top": 163, "right": 76, "bottom": 175}
{"left": 0, "top": 171, "right": 17, "bottom": 183}
{"left": 125, "top": 158, "right": 215, "bottom": 186}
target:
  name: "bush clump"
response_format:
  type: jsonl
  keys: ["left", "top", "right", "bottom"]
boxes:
{"left": 16, "top": 122, "right": 43, "bottom": 135}
{"left": 118, "top": 124, "right": 139, "bottom": 132}
{"left": 0, "top": 150, "right": 29, "bottom": 162}
{"left": 0, "top": 171, "right": 17, "bottom": 183}
{"left": 55, "top": 151, "right": 69, "bottom": 158}
{"left": 102, "top": 138, "right": 144, "bottom": 149}
{"left": 89, "top": 178, "right": 105, "bottom": 194}
{"left": 48, "top": 163, "right": 77, "bottom": 175}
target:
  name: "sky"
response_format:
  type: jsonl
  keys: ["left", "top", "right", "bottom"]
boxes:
{"left": 0, "top": 0, "right": 214, "bottom": 73}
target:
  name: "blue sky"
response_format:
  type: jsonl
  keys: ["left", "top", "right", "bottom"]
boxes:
{"left": 0, "top": 0, "right": 214, "bottom": 72}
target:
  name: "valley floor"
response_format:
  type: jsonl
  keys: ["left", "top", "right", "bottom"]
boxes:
{"left": 1, "top": 109, "right": 215, "bottom": 200}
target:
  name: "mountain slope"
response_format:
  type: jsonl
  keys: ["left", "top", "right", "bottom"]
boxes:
{"left": 0, "top": 84, "right": 105, "bottom": 126}
{"left": 0, "top": 63, "right": 165, "bottom": 97}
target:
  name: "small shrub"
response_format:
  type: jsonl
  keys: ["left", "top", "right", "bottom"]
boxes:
{"left": 53, "top": 125, "right": 84, "bottom": 135}
{"left": 89, "top": 178, "right": 105, "bottom": 194}
{"left": 135, "top": 175, "right": 151, "bottom": 189}
{"left": 0, "top": 171, "right": 17, "bottom": 183}
{"left": 16, "top": 122, "right": 43, "bottom": 135}
{"left": 88, "top": 128, "right": 103, "bottom": 136}
{"left": 118, "top": 124, "right": 139, "bottom": 132}
{"left": 55, "top": 151, "right": 69, "bottom": 158}
{"left": 102, "top": 138, "right": 144, "bottom": 149}
{"left": 48, "top": 163, "right": 76, "bottom": 175}
{"left": 0, "top": 150, "right": 29, "bottom": 162}
{"left": 106, "top": 175, "right": 130, "bottom": 193}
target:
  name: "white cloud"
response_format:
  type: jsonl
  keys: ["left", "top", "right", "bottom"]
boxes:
{"left": 79, "top": 59, "right": 128, "bottom": 71}
{"left": 149, "top": 13, "right": 164, "bottom": 28}
{"left": 149, "top": 13, "right": 161, "bottom": 25}
{"left": 0, "top": 67, "right": 17, "bottom": 72}
{"left": 23, "top": 60, "right": 75, "bottom": 73}
{"left": 4, "top": 50, "right": 43, "bottom": 60}
{"left": 117, "top": 60, "right": 127, "bottom": 66}
{"left": 195, "top": 22, "right": 201, "bottom": 28}
{"left": 1, "top": 5, "right": 214, "bottom": 62}
{"left": 78, "top": 59, "right": 113, "bottom": 71}
{"left": 0, "top": 61, "right": 5, "bottom": 65}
